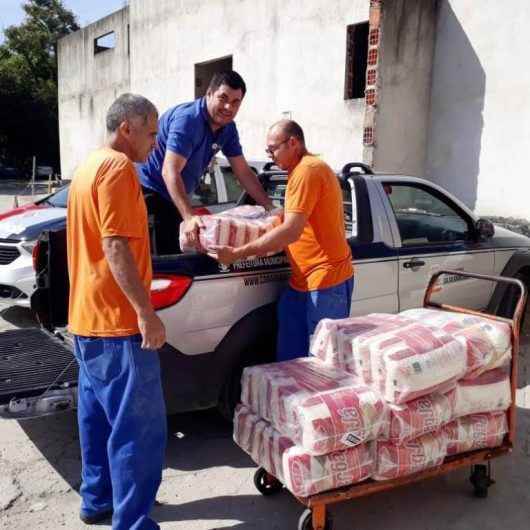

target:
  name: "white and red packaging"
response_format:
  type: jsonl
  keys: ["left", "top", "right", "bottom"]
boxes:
{"left": 179, "top": 205, "right": 282, "bottom": 254}
{"left": 374, "top": 429, "right": 448, "bottom": 481}
{"left": 234, "top": 405, "right": 374, "bottom": 497}
{"left": 310, "top": 314, "right": 413, "bottom": 381}
{"left": 367, "top": 322, "right": 466, "bottom": 404}
{"left": 387, "top": 391, "right": 454, "bottom": 444}
{"left": 240, "top": 357, "right": 387, "bottom": 455}
{"left": 400, "top": 308, "right": 512, "bottom": 378}
{"left": 452, "top": 368, "right": 511, "bottom": 419}
{"left": 444, "top": 412, "right": 508, "bottom": 456}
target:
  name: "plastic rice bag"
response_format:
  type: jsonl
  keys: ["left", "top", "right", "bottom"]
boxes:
{"left": 367, "top": 322, "right": 466, "bottom": 404}
{"left": 179, "top": 205, "right": 282, "bottom": 254}
{"left": 387, "top": 391, "right": 454, "bottom": 443}
{"left": 452, "top": 368, "right": 511, "bottom": 418}
{"left": 374, "top": 429, "right": 448, "bottom": 481}
{"left": 444, "top": 412, "right": 508, "bottom": 456}
{"left": 401, "top": 308, "right": 512, "bottom": 378}
{"left": 234, "top": 405, "right": 374, "bottom": 497}
{"left": 241, "top": 357, "right": 387, "bottom": 455}
{"left": 310, "top": 314, "right": 413, "bottom": 381}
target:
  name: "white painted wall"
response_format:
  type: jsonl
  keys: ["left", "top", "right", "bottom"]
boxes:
{"left": 375, "top": 0, "right": 437, "bottom": 178}
{"left": 128, "top": 0, "right": 369, "bottom": 170}
{"left": 426, "top": 0, "right": 530, "bottom": 219}
{"left": 58, "top": 9, "right": 130, "bottom": 179}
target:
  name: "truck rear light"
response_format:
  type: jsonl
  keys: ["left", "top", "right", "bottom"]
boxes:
{"left": 193, "top": 206, "right": 210, "bottom": 216}
{"left": 150, "top": 274, "right": 192, "bottom": 310}
{"left": 32, "top": 242, "right": 40, "bottom": 272}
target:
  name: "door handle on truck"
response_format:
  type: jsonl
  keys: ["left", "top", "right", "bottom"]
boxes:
{"left": 403, "top": 258, "right": 426, "bottom": 270}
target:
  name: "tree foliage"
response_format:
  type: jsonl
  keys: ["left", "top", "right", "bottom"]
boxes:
{"left": 0, "top": 1, "right": 79, "bottom": 174}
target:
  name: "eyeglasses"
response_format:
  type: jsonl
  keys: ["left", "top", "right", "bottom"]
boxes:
{"left": 265, "top": 138, "right": 289, "bottom": 156}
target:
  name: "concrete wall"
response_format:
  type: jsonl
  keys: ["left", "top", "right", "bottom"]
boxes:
{"left": 128, "top": 0, "right": 369, "bottom": 169}
{"left": 374, "top": 0, "right": 438, "bottom": 177}
{"left": 426, "top": 0, "right": 530, "bottom": 219}
{"left": 57, "top": 8, "right": 130, "bottom": 179}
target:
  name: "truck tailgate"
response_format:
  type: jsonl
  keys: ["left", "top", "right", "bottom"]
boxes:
{"left": 0, "top": 328, "right": 78, "bottom": 418}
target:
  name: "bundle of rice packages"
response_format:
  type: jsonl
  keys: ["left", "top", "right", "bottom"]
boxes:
{"left": 241, "top": 357, "right": 387, "bottom": 455}
{"left": 234, "top": 308, "right": 513, "bottom": 491}
{"left": 310, "top": 314, "right": 412, "bottom": 381}
{"left": 387, "top": 391, "right": 454, "bottom": 444}
{"left": 179, "top": 205, "right": 282, "bottom": 253}
{"left": 234, "top": 405, "right": 374, "bottom": 497}
{"left": 452, "top": 368, "right": 511, "bottom": 418}
{"left": 366, "top": 321, "right": 467, "bottom": 404}
{"left": 401, "top": 308, "right": 512, "bottom": 378}
{"left": 374, "top": 430, "right": 448, "bottom": 481}
{"left": 311, "top": 314, "right": 467, "bottom": 404}
{"left": 444, "top": 412, "right": 508, "bottom": 456}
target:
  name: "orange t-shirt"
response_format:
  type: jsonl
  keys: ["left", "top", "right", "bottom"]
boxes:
{"left": 67, "top": 148, "right": 152, "bottom": 336}
{"left": 285, "top": 155, "right": 353, "bottom": 291}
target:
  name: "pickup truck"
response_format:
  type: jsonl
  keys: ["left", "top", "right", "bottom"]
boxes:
{"left": 1, "top": 162, "right": 529, "bottom": 421}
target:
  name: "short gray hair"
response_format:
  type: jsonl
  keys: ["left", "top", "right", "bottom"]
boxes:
{"left": 106, "top": 93, "right": 158, "bottom": 132}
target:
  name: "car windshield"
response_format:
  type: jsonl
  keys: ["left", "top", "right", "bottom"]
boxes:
{"left": 43, "top": 185, "right": 69, "bottom": 208}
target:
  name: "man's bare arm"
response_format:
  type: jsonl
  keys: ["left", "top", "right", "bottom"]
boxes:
{"left": 162, "top": 151, "right": 196, "bottom": 220}
{"left": 102, "top": 236, "right": 166, "bottom": 349}
{"left": 229, "top": 155, "right": 273, "bottom": 210}
{"left": 162, "top": 150, "right": 204, "bottom": 249}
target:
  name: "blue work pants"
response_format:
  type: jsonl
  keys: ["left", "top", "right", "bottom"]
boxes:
{"left": 276, "top": 277, "right": 354, "bottom": 361}
{"left": 74, "top": 335, "right": 167, "bottom": 530}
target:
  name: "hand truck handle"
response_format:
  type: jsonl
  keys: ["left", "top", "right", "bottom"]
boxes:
{"left": 423, "top": 269, "right": 527, "bottom": 331}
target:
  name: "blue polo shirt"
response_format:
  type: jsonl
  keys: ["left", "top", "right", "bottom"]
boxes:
{"left": 137, "top": 97, "right": 243, "bottom": 202}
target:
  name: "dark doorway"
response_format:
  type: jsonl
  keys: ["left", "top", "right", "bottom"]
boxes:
{"left": 195, "top": 56, "right": 233, "bottom": 98}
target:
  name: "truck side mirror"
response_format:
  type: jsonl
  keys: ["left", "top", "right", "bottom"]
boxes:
{"left": 475, "top": 218, "right": 495, "bottom": 239}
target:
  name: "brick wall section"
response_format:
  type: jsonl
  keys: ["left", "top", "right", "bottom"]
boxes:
{"left": 362, "top": 0, "right": 382, "bottom": 167}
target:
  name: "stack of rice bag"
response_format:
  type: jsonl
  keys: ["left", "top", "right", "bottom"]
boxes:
{"left": 313, "top": 309, "right": 512, "bottom": 481}
{"left": 179, "top": 205, "right": 282, "bottom": 253}
{"left": 235, "top": 357, "right": 387, "bottom": 497}
{"left": 233, "top": 308, "right": 513, "bottom": 496}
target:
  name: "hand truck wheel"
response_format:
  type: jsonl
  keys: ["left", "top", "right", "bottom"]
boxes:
{"left": 470, "top": 464, "right": 494, "bottom": 498}
{"left": 297, "top": 508, "right": 333, "bottom": 530}
{"left": 253, "top": 467, "right": 283, "bottom": 496}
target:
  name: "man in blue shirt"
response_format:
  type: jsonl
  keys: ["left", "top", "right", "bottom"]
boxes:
{"left": 137, "top": 71, "right": 272, "bottom": 254}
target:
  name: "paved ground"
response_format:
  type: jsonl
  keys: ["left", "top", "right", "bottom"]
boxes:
{"left": 1, "top": 188, "right": 530, "bottom": 529}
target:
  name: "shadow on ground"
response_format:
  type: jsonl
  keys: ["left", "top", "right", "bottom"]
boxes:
{"left": 0, "top": 306, "right": 38, "bottom": 328}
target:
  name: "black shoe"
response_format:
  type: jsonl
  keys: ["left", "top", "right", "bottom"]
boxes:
{"left": 79, "top": 509, "right": 113, "bottom": 525}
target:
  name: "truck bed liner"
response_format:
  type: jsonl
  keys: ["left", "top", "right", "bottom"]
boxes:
{"left": 0, "top": 328, "right": 77, "bottom": 404}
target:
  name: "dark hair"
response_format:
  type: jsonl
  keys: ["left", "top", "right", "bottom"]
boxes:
{"left": 207, "top": 70, "right": 247, "bottom": 97}
{"left": 106, "top": 93, "right": 158, "bottom": 132}
{"left": 281, "top": 120, "right": 305, "bottom": 146}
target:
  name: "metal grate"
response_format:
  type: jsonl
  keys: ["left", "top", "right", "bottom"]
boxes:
{"left": 0, "top": 328, "right": 78, "bottom": 403}
{"left": 0, "top": 245, "right": 20, "bottom": 265}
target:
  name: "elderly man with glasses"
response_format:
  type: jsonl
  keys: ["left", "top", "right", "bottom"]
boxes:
{"left": 210, "top": 119, "right": 353, "bottom": 361}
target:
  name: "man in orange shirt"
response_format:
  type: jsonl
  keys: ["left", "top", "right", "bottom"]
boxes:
{"left": 67, "top": 94, "right": 166, "bottom": 529}
{"left": 210, "top": 120, "right": 353, "bottom": 361}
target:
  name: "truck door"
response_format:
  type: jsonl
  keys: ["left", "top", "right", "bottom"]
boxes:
{"left": 382, "top": 182, "right": 495, "bottom": 311}
{"left": 345, "top": 171, "right": 400, "bottom": 316}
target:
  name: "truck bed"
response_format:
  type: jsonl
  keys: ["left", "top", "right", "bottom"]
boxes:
{"left": 0, "top": 328, "right": 77, "bottom": 417}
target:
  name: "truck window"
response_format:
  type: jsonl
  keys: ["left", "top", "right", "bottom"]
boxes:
{"left": 220, "top": 166, "right": 244, "bottom": 203}
{"left": 190, "top": 169, "right": 219, "bottom": 206}
{"left": 384, "top": 183, "right": 471, "bottom": 245}
{"left": 266, "top": 176, "right": 357, "bottom": 238}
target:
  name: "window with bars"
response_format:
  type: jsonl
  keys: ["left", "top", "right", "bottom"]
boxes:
{"left": 344, "top": 22, "right": 369, "bottom": 100}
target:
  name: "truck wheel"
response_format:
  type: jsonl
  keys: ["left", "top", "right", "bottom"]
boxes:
{"left": 217, "top": 363, "right": 244, "bottom": 422}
